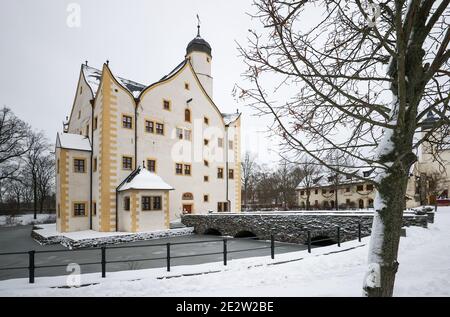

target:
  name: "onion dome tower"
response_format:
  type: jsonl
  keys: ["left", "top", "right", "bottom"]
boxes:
{"left": 186, "top": 16, "right": 213, "bottom": 98}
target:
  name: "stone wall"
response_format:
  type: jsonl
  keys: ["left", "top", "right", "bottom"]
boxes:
{"left": 181, "top": 213, "right": 428, "bottom": 244}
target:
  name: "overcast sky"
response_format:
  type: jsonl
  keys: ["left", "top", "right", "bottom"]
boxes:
{"left": 0, "top": 0, "right": 282, "bottom": 164}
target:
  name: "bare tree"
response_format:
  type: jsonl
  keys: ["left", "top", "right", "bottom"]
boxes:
{"left": 0, "top": 107, "right": 32, "bottom": 182}
{"left": 24, "top": 131, "right": 50, "bottom": 219}
{"left": 274, "top": 158, "right": 299, "bottom": 209}
{"left": 36, "top": 154, "right": 55, "bottom": 213}
{"left": 238, "top": 0, "right": 450, "bottom": 296}
{"left": 296, "top": 157, "right": 321, "bottom": 210}
{"left": 241, "top": 151, "right": 258, "bottom": 210}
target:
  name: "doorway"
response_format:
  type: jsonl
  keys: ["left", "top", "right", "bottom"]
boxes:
{"left": 182, "top": 204, "right": 193, "bottom": 214}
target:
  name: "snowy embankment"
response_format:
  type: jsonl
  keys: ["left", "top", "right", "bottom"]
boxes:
{"left": 32, "top": 223, "right": 194, "bottom": 249}
{"left": 1, "top": 207, "right": 449, "bottom": 297}
{"left": 0, "top": 213, "right": 55, "bottom": 227}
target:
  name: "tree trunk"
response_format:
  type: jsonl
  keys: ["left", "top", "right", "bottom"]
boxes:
{"left": 306, "top": 191, "right": 311, "bottom": 210}
{"left": 363, "top": 164, "right": 410, "bottom": 297}
{"left": 33, "top": 176, "right": 37, "bottom": 219}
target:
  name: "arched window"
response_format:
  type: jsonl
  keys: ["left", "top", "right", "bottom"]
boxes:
{"left": 359, "top": 199, "right": 364, "bottom": 209}
{"left": 185, "top": 109, "right": 191, "bottom": 122}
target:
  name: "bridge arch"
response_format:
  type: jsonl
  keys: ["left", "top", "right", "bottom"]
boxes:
{"left": 310, "top": 235, "right": 336, "bottom": 246}
{"left": 203, "top": 228, "right": 222, "bottom": 236}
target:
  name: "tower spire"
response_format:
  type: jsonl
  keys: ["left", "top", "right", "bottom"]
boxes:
{"left": 196, "top": 14, "right": 201, "bottom": 37}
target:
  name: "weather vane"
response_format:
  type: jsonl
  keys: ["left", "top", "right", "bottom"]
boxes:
{"left": 196, "top": 14, "right": 201, "bottom": 36}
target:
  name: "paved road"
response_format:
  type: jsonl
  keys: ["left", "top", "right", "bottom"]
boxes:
{"left": 0, "top": 225, "right": 308, "bottom": 281}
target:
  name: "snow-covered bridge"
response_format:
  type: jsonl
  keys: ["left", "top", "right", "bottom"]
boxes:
{"left": 181, "top": 211, "right": 430, "bottom": 244}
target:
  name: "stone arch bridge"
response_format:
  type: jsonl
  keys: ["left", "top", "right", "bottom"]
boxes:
{"left": 181, "top": 212, "right": 429, "bottom": 244}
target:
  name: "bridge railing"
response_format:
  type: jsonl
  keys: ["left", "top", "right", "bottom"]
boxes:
{"left": 0, "top": 224, "right": 364, "bottom": 284}
{"left": 0, "top": 236, "right": 275, "bottom": 284}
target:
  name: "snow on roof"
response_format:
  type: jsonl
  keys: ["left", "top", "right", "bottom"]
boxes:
{"left": 56, "top": 133, "right": 91, "bottom": 151}
{"left": 159, "top": 60, "right": 187, "bottom": 81}
{"left": 222, "top": 113, "right": 240, "bottom": 125}
{"left": 118, "top": 167, "right": 174, "bottom": 192}
{"left": 82, "top": 65, "right": 146, "bottom": 98}
{"left": 296, "top": 170, "right": 375, "bottom": 190}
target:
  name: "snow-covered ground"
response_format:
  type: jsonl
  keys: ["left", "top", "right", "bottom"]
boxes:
{"left": 1, "top": 207, "right": 449, "bottom": 297}
{"left": 0, "top": 213, "right": 55, "bottom": 227}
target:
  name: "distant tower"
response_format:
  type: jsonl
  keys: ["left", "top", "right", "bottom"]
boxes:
{"left": 186, "top": 15, "right": 213, "bottom": 98}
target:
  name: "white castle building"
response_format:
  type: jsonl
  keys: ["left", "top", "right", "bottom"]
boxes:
{"left": 55, "top": 27, "right": 241, "bottom": 233}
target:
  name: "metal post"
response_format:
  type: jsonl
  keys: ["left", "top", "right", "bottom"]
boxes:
{"left": 358, "top": 223, "right": 361, "bottom": 242}
{"left": 101, "top": 247, "right": 106, "bottom": 278}
{"left": 337, "top": 227, "right": 341, "bottom": 247}
{"left": 223, "top": 238, "right": 228, "bottom": 266}
{"left": 28, "top": 250, "right": 35, "bottom": 284}
{"left": 307, "top": 231, "right": 311, "bottom": 253}
{"left": 166, "top": 243, "right": 171, "bottom": 272}
{"left": 270, "top": 235, "right": 275, "bottom": 260}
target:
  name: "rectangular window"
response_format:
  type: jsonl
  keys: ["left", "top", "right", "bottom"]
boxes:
{"left": 366, "top": 184, "right": 374, "bottom": 191}
{"left": 86, "top": 125, "right": 89, "bottom": 137}
{"left": 346, "top": 187, "right": 350, "bottom": 192}
{"left": 78, "top": 110, "right": 81, "bottom": 119}
{"left": 229, "top": 169, "right": 234, "bottom": 179}
{"left": 93, "top": 157, "right": 97, "bottom": 172}
{"left": 218, "top": 202, "right": 229, "bottom": 212}
{"left": 346, "top": 199, "right": 351, "bottom": 205}
{"left": 147, "top": 159, "right": 156, "bottom": 172}
{"left": 176, "top": 163, "right": 183, "bottom": 175}
{"left": 124, "top": 197, "right": 130, "bottom": 211}
{"left": 322, "top": 189, "right": 327, "bottom": 194}
{"left": 156, "top": 123, "right": 164, "bottom": 135}
{"left": 122, "top": 115, "right": 133, "bottom": 129}
{"left": 142, "top": 196, "right": 151, "bottom": 211}
{"left": 204, "top": 139, "right": 209, "bottom": 146}
{"left": 145, "top": 120, "right": 154, "bottom": 133}
{"left": 184, "top": 164, "right": 191, "bottom": 176}
{"left": 122, "top": 156, "right": 133, "bottom": 170}
{"left": 176, "top": 128, "right": 183, "bottom": 139}
{"left": 204, "top": 160, "right": 209, "bottom": 167}
{"left": 204, "top": 175, "right": 209, "bottom": 182}
{"left": 315, "top": 189, "right": 318, "bottom": 195}
{"left": 184, "top": 129, "right": 191, "bottom": 141}
{"left": 57, "top": 159, "right": 60, "bottom": 174}
{"left": 217, "top": 168, "right": 224, "bottom": 179}
{"left": 184, "top": 82, "right": 190, "bottom": 90}
{"left": 152, "top": 196, "right": 162, "bottom": 210}
{"left": 74, "top": 159, "right": 86, "bottom": 173}
{"left": 57, "top": 204, "right": 60, "bottom": 218}
{"left": 74, "top": 203, "right": 86, "bottom": 216}
{"left": 218, "top": 138, "right": 223, "bottom": 148}
{"left": 163, "top": 99, "right": 171, "bottom": 110}
{"left": 204, "top": 117, "right": 209, "bottom": 125}
{"left": 204, "top": 195, "right": 209, "bottom": 202}
{"left": 94, "top": 117, "right": 98, "bottom": 130}
{"left": 229, "top": 140, "right": 233, "bottom": 150}
{"left": 357, "top": 185, "right": 364, "bottom": 191}
{"left": 93, "top": 202, "right": 97, "bottom": 216}
{"left": 300, "top": 190, "right": 305, "bottom": 196}
{"left": 330, "top": 189, "right": 335, "bottom": 194}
